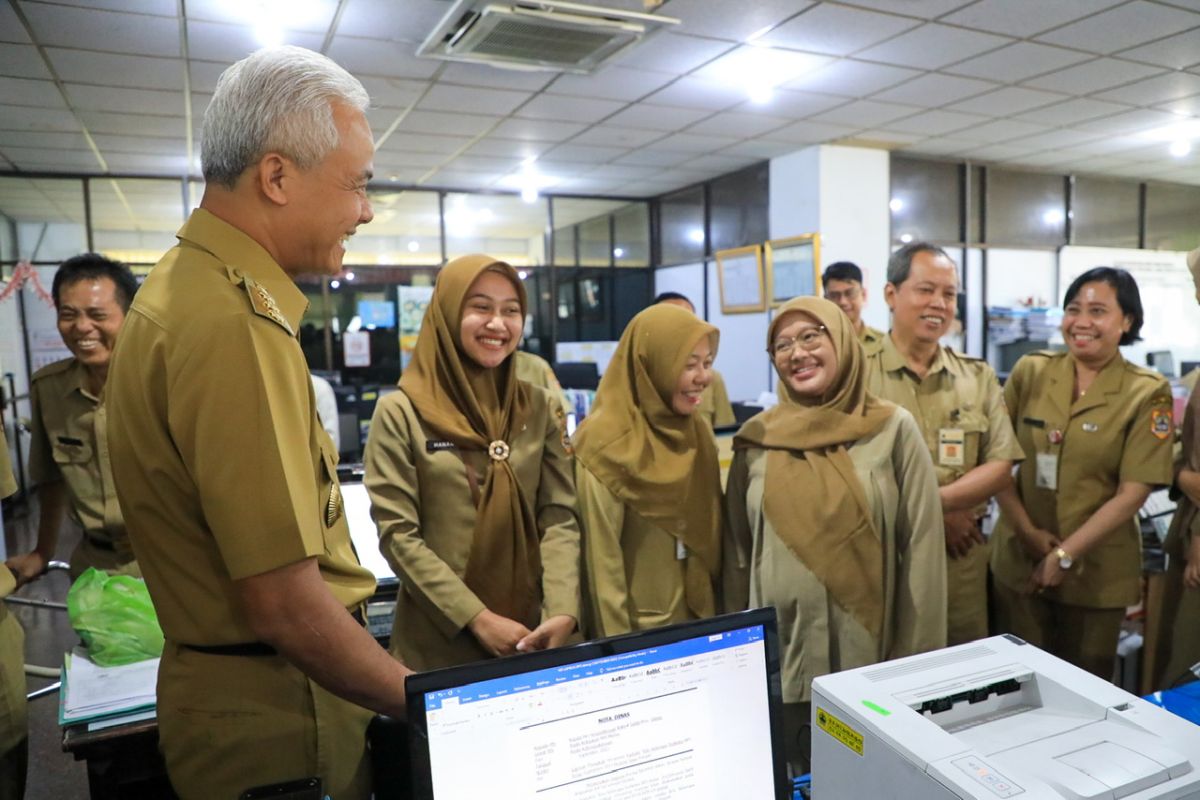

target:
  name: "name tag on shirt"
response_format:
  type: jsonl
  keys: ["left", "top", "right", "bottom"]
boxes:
{"left": 938, "top": 428, "right": 965, "bottom": 466}
{"left": 1036, "top": 452, "right": 1058, "bottom": 491}
{"left": 425, "top": 440, "right": 456, "bottom": 453}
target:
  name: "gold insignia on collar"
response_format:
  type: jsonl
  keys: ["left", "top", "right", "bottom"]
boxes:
{"left": 242, "top": 275, "right": 296, "bottom": 337}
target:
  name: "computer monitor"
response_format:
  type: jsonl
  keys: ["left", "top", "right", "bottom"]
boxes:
{"left": 1147, "top": 350, "right": 1176, "bottom": 378}
{"left": 405, "top": 608, "right": 788, "bottom": 800}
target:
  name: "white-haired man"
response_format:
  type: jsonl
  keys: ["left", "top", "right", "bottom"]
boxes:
{"left": 106, "top": 46, "right": 410, "bottom": 799}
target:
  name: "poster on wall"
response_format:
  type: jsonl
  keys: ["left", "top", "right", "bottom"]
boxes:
{"left": 766, "top": 233, "right": 820, "bottom": 306}
{"left": 715, "top": 245, "right": 765, "bottom": 313}
{"left": 398, "top": 285, "right": 434, "bottom": 370}
{"left": 1058, "top": 246, "right": 1200, "bottom": 373}
{"left": 343, "top": 330, "right": 371, "bottom": 368}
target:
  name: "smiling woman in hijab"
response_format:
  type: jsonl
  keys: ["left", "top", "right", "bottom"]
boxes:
{"left": 363, "top": 254, "right": 580, "bottom": 671}
{"left": 724, "top": 295, "right": 946, "bottom": 775}
{"left": 573, "top": 303, "right": 722, "bottom": 638}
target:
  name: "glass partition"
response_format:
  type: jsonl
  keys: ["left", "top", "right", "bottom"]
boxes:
{"left": 891, "top": 156, "right": 961, "bottom": 244}
{"left": 710, "top": 164, "right": 768, "bottom": 253}
{"left": 1073, "top": 176, "right": 1139, "bottom": 249}
{"left": 985, "top": 168, "right": 1066, "bottom": 247}
{"left": 444, "top": 192, "right": 546, "bottom": 266}
{"left": 660, "top": 185, "right": 705, "bottom": 266}
{"left": 353, "top": 189, "right": 442, "bottom": 266}
{"left": 613, "top": 202, "right": 650, "bottom": 267}
{"left": 89, "top": 178, "right": 185, "bottom": 267}
{"left": 1146, "top": 181, "right": 1200, "bottom": 252}
{"left": 0, "top": 176, "right": 87, "bottom": 263}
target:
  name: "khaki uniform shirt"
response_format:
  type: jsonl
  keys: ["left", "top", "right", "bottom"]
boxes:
{"left": 515, "top": 350, "right": 572, "bottom": 417}
{"left": 723, "top": 408, "right": 946, "bottom": 703}
{"left": 576, "top": 463, "right": 700, "bottom": 638}
{"left": 860, "top": 324, "right": 886, "bottom": 356}
{"left": 991, "top": 351, "right": 1174, "bottom": 608}
{"left": 0, "top": 420, "right": 15, "bottom": 499}
{"left": 864, "top": 335, "right": 1024, "bottom": 492}
{"left": 697, "top": 369, "right": 736, "bottom": 429}
{"left": 363, "top": 387, "right": 580, "bottom": 672}
{"left": 29, "top": 358, "right": 130, "bottom": 565}
{"left": 106, "top": 209, "right": 375, "bottom": 646}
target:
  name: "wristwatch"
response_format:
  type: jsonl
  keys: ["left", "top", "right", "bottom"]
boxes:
{"left": 1054, "top": 546, "right": 1074, "bottom": 570}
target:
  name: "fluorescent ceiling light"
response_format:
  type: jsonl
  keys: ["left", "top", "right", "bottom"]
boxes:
{"left": 698, "top": 45, "right": 827, "bottom": 105}
{"left": 1143, "top": 118, "right": 1200, "bottom": 142}
{"left": 1169, "top": 140, "right": 1192, "bottom": 158}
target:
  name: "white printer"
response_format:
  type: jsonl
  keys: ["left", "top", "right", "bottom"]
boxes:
{"left": 811, "top": 635, "right": 1200, "bottom": 799}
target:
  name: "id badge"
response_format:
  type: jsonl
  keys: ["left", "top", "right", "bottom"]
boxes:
{"left": 938, "top": 428, "right": 965, "bottom": 466}
{"left": 1035, "top": 452, "right": 1058, "bottom": 491}
{"left": 676, "top": 538, "right": 688, "bottom": 561}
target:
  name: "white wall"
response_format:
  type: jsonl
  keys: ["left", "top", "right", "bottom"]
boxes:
{"left": 654, "top": 262, "right": 705, "bottom": 310}
{"left": 707, "top": 261, "right": 772, "bottom": 400}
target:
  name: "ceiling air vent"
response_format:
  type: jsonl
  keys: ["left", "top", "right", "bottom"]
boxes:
{"left": 418, "top": 1, "right": 679, "bottom": 74}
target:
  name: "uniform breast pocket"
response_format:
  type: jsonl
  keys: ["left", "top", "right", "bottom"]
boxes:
{"left": 959, "top": 415, "right": 989, "bottom": 471}
{"left": 52, "top": 441, "right": 93, "bottom": 467}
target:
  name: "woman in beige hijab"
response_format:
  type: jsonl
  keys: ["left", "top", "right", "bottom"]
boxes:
{"left": 363, "top": 255, "right": 580, "bottom": 671}
{"left": 574, "top": 303, "right": 722, "bottom": 638}
{"left": 724, "top": 295, "right": 946, "bottom": 774}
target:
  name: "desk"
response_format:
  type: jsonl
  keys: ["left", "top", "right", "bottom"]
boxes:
{"left": 62, "top": 716, "right": 173, "bottom": 799}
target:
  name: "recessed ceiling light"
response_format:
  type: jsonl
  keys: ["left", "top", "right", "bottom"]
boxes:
{"left": 407, "top": 240, "right": 420, "bottom": 252}
{"left": 688, "top": 228, "right": 705, "bottom": 244}
{"left": 1042, "top": 209, "right": 1064, "bottom": 226}
{"left": 1169, "top": 139, "right": 1192, "bottom": 158}
{"left": 899, "top": 234, "right": 913, "bottom": 243}
{"left": 889, "top": 198, "right": 904, "bottom": 213}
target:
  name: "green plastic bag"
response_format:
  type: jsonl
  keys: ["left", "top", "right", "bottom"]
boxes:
{"left": 67, "top": 567, "right": 164, "bottom": 666}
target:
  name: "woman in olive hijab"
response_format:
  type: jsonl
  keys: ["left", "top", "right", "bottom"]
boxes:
{"left": 574, "top": 303, "right": 722, "bottom": 638}
{"left": 724, "top": 295, "right": 945, "bottom": 774}
{"left": 363, "top": 254, "right": 580, "bottom": 670}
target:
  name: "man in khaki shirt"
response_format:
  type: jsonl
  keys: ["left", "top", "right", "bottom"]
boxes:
{"left": 7, "top": 255, "right": 138, "bottom": 587}
{"left": 864, "top": 243, "right": 1024, "bottom": 646}
{"left": 823, "top": 261, "right": 885, "bottom": 354}
{"left": 654, "top": 292, "right": 736, "bottom": 428}
{"left": 105, "top": 47, "right": 411, "bottom": 800}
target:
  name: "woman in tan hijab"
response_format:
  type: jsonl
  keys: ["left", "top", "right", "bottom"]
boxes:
{"left": 574, "top": 303, "right": 722, "bottom": 638}
{"left": 363, "top": 255, "right": 580, "bottom": 671}
{"left": 724, "top": 295, "right": 945, "bottom": 774}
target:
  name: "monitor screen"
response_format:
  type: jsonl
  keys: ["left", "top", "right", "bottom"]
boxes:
{"left": 357, "top": 299, "right": 396, "bottom": 329}
{"left": 406, "top": 609, "right": 786, "bottom": 800}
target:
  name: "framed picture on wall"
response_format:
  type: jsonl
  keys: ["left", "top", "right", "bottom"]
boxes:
{"left": 715, "top": 244, "right": 766, "bottom": 313}
{"left": 765, "top": 233, "right": 821, "bottom": 306}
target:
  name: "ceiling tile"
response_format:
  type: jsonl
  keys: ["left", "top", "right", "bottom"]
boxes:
{"left": 946, "top": 41, "right": 1093, "bottom": 82}
{"left": 604, "top": 102, "right": 713, "bottom": 131}
{"left": 959, "top": 143, "right": 1029, "bottom": 160}
{"left": 77, "top": 110, "right": 184, "bottom": 137}
{"left": 831, "top": 0, "right": 976, "bottom": 15}
{"left": 1036, "top": 1, "right": 1200, "bottom": 53}
{"left": 47, "top": 0, "right": 176, "bottom": 14}
{"left": 613, "top": 148, "right": 700, "bottom": 168}
{"left": 1071, "top": 107, "right": 1185, "bottom": 134}
{"left": 541, "top": 143, "right": 629, "bottom": 162}
{"left": 643, "top": 76, "right": 749, "bottom": 111}
{"left": 443, "top": 155, "right": 524, "bottom": 174}
{"left": 1022, "top": 58, "right": 1166, "bottom": 94}
{"left": 844, "top": 129, "right": 923, "bottom": 146}
{"left": 856, "top": 23, "right": 1013, "bottom": 69}
{"left": 809, "top": 99, "right": 918, "bottom": 128}
{"left": 900, "top": 137, "right": 979, "bottom": 156}
{"left": 650, "top": 132, "right": 740, "bottom": 153}
{"left": 187, "top": 21, "right": 322, "bottom": 62}
{"left": 1117, "top": 29, "right": 1200, "bottom": 69}
{"left": 883, "top": 109, "right": 989, "bottom": 135}
{"left": 2, "top": 146, "right": 98, "bottom": 168}
{"left": 949, "top": 118, "right": 1051, "bottom": 143}
{"left": 615, "top": 32, "right": 733, "bottom": 74}
{"left": 1003, "top": 128, "right": 1106, "bottom": 149}
{"left": 463, "top": 138, "right": 553, "bottom": 160}
{"left": 65, "top": 85, "right": 185, "bottom": 116}
{"left": 690, "top": 46, "right": 834, "bottom": 89}
{"left": 1066, "top": 134, "right": 1161, "bottom": 155}
{"left": 489, "top": 118, "right": 588, "bottom": 142}
{"left": 0, "top": 44, "right": 52, "bottom": 80}
{"left": 1156, "top": 94, "right": 1200, "bottom": 116}
{"left": 717, "top": 139, "right": 805, "bottom": 158}
{"left": 91, "top": 134, "right": 187, "bottom": 155}
{"left": 0, "top": 130, "right": 89, "bottom": 149}
{"left": 785, "top": 59, "right": 921, "bottom": 97}
{"left": 422, "top": 170, "right": 497, "bottom": 190}
{"left": 378, "top": 131, "right": 475, "bottom": 155}
{"left": 1005, "top": 149, "right": 1079, "bottom": 167}
{"left": 102, "top": 152, "right": 192, "bottom": 173}
{"left": 1093, "top": 71, "right": 1200, "bottom": 105}
{"left": 396, "top": 109, "right": 499, "bottom": 137}
{"left": 515, "top": 95, "right": 626, "bottom": 123}
{"left": 663, "top": 0, "right": 814, "bottom": 42}
{"left": 417, "top": 84, "right": 530, "bottom": 116}
{"left": 46, "top": 49, "right": 185, "bottom": 90}
{"left": 548, "top": 66, "right": 677, "bottom": 102}
{"left": 325, "top": 36, "right": 441, "bottom": 79}
{"left": 186, "top": 0, "right": 337, "bottom": 32}
{"left": 945, "top": 86, "right": 1065, "bottom": 116}
{"left": 187, "top": 60, "right": 227, "bottom": 93}
{"left": 357, "top": 76, "right": 427, "bottom": 110}
{"left": 23, "top": 4, "right": 180, "bottom": 58}
{"left": 756, "top": 4, "right": 922, "bottom": 56}
{"left": 337, "top": 0, "right": 449, "bottom": 43}
{"left": 570, "top": 126, "right": 666, "bottom": 148}
{"left": 0, "top": 3, "right": 31, "bottom": 44}
{"left": 685, "top": 110, "right": 790, "bottom": 138}
{"left": 1013, "top": 97, "right": 1133, "bottom": 125}
{"left": 373, "top": 150, "right": 449, "bottom": 169}
{"left": 581, "top": 163, "right": 666, "bottom": 180}
{"left": 760, "top": 119, "right": 859, "bottom": 144}
{"left": 437, "top": 63, "right": 556, "bottom": 92}
{"left": 0, "top": 77, "right": 63, "bottom": 109}
{"left": 678, "top": 152, "right": 758, "bottom": 171}
{"left": 871, "top": 73, "right": 998, "bottom": 106}
{"left": 745, "top": 88, "right": 846, "bottom": 118}
{"left": 941, "top": 0, "right": 1125, "bottom": 37}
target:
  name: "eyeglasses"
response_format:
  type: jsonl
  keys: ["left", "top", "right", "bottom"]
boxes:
{"left": 769, "top": 325, "right": 829, "bottom": 357}
{"left": 824, "top": 286, "right": 861, "bottom": 303}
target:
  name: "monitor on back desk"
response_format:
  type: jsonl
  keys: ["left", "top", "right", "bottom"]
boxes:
{"left": 404, "top": 608, "right": 788, "bottom": 800}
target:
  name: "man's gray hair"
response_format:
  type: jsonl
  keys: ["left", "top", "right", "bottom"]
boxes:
{"left": 886, "top": 241, "right": 953, "bottom": 286}
{"left": 202, "top": 46, "right": 370, "bottom": 189}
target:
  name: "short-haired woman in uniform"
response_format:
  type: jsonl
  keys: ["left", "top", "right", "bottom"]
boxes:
{"left": 574, "top": 303, "right": 722, "bottom": 637}
{"left": 991, "top": 267, "right": 1174, "bottom": 678}
{"left": 363, "top": 255, "right": 580, "bottom": 670}
{"left": 724, "top": 296, "right": 946, "bottom": 773}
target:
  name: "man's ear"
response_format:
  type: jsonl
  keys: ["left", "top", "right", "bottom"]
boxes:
{"left": 883, "top": 282, "right": 897, "bottom": 310}
{"left": 256, "top": 153, "right": 290, "bottom": 207}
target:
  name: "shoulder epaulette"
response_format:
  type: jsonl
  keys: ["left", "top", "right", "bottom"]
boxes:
{"left": 31, "top": 357, "right": 75, "bottom": 383}
{"left": 225, "top": 266, "right": 295, "bottom": 337}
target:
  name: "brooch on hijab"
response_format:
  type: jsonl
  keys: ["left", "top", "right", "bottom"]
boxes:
{"left": 488, "top": 440, "right": 511, "bottom": 461}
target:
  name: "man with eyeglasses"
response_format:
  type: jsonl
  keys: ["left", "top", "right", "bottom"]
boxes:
{"left": 864, "top": 242, "right": 1023, "bottom": 647}
{"left": 822, "top": 261, "right": 885, "bottom": 355}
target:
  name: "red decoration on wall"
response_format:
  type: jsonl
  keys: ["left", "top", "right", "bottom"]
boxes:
{"left": 0, "top": 261, "right": 55, "bottom": 308}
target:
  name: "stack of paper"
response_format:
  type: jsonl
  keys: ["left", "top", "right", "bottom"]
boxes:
{"left": 58, "top": 647, "right": 158, "bottom": 726}
{"left": 987, "top": 307, "right": 1027, "bottom": 345}
{"left": 1025, "top": 307, "right": 1061, "bottom": 341}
